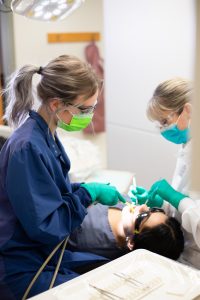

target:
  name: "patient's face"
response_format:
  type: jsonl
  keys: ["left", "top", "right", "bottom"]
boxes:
{"left": 122, "top": 204, "right": 167, "bottom": 237}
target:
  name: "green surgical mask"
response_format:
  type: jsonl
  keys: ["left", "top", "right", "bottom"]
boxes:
{"left": 57, "top": 113, "right": 93, "bottom": 132}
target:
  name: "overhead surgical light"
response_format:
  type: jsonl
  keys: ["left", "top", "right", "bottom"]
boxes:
{"left": 11, "top": 0, "right": 85, "bottom": 21}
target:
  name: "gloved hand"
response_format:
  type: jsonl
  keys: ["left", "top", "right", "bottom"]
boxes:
{"left": 130, "top": 186, "right": 148, "bottom": 204}
{"left": 129, "top": 186, "right": 164, "bottom": 208}
{"left": 81, "top": 182, "right": 126, "bottom": 206}
{"left": 148, "top": 179, "right": 187, "bottom": 209}
{"left": 146, "top": 194, "right": 164, "bottom": 208}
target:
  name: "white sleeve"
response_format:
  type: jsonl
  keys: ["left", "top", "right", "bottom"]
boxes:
{"left": 178, "top": 198, "right": 200, "bottom": 248}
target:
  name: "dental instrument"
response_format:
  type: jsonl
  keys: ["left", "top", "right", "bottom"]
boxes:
{"left": 128, "top": 177, "right": 138, "bottom": 205}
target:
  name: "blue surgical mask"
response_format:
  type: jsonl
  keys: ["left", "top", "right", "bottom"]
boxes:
{"left": 161, "top": 123, "right": 190, "bottom": 144}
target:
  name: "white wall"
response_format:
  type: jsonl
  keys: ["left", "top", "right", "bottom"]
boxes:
{"left": 13, "top": 1, "right": 103, "bottom": 66}
{"left": 12, "top": 0, "right": 107, "bottom": 168}
{"left": 103, "top": 0, "right": 195, "bottom": 188}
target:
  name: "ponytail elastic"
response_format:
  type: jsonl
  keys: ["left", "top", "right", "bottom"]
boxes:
{"left": 37, "top": 66, "right": 43, "bottom": 75}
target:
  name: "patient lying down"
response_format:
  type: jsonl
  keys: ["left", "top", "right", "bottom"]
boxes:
{"left": 68, "top": 203, "right": 184, "bottom": 263}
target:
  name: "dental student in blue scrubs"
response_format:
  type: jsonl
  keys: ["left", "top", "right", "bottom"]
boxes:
{"left": 0, "top": 55, "right": 125, "bottom": 300}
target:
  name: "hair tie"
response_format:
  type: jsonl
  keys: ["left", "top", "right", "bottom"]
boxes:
{"left": 37, "top": 66, "right": 43, "bottom": 75}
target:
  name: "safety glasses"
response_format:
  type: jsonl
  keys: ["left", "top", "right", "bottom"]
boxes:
{"left": 70, "top": 102, "right": 98, "bottom": 115}
{"left": 154, "top": 112, "right": 176, "bottom": 130}
{"left": 76, "top": 104, "right": 97, "bottom": 114}
{"left": 155, "top": 108, "right": 184, "bottom": 131}
{"left": 134, "top": 207, "right": 165, "bottom": 234}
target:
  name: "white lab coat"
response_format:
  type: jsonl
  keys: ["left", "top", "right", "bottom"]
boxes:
{"left": 164, "top": 141, "right": 200, "bottom": 269}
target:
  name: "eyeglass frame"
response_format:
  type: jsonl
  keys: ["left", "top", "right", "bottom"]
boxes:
{"left": 134, "top": 207, "right": 166, "bottom": 234}
{"left": 155, "top": 108, "right": 184, "bottom": 130}
{"left": 68, "top": 102, "right": 98, "bottom": 115}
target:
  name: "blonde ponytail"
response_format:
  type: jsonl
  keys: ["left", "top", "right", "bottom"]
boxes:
{"left": 3, "top": 65, "right": 38, "bottom": 127}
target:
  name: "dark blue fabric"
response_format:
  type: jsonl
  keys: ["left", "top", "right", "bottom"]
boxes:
{"left": 0, "top": 111, "right": 107, "bottom": 300}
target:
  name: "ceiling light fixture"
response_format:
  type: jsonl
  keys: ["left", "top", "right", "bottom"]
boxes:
{"left": 11, "top": 0, "right": 85, "bottom": 21}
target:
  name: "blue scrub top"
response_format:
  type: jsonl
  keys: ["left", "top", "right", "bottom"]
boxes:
{"left": 0, "top": 111, "right": 107, "bottom": 299}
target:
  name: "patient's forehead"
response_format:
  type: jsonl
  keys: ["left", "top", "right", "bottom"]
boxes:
{"left": 141, "top": 212, "right": 167, "bottom": 229}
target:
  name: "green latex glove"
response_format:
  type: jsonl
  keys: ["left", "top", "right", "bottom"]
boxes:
{"left": 130, "top": 186, "right": 163, "bottom": 207}
{"left": 145, "top": 194, "right": 164, "bottom": 208}
{"left": 81, "top": 182, "right": 126, "bottom": 206}
{"left": 148, "top": 179, "right": 187, "bottom": 209}
{"left": 130, "top": 186, "right": 149, "bottom": 204}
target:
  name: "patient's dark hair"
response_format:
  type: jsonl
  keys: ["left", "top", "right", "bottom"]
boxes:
{"left": 133, "top": 217, "right": 184, "bottom": 260}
